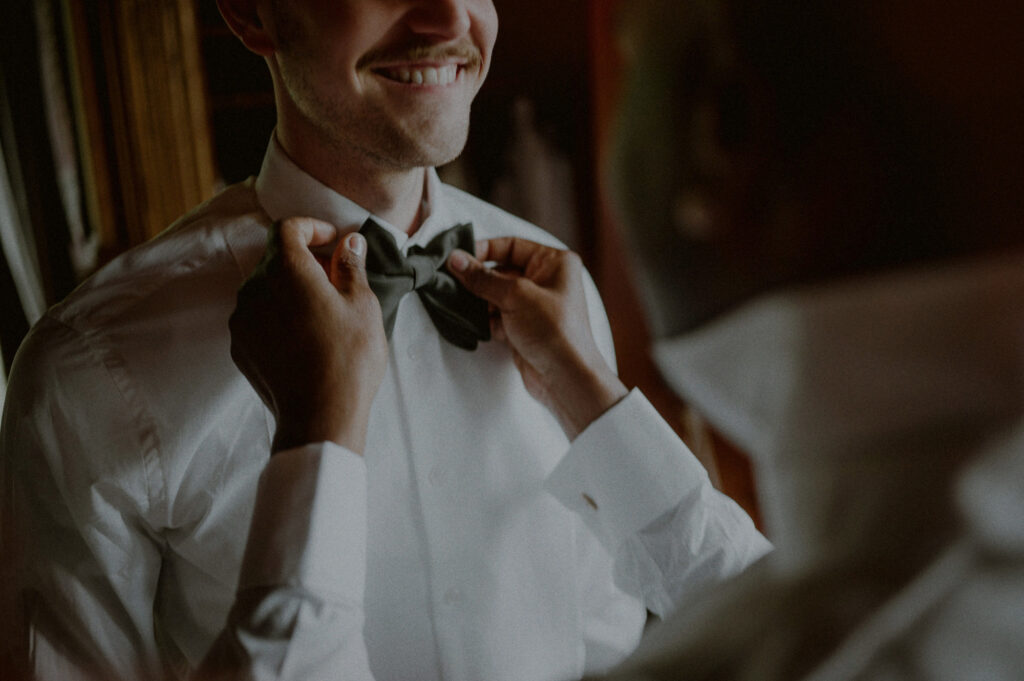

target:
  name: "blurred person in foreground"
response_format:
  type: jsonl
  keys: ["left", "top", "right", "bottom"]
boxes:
{"left": 590, "top": 0, "right": 1024, "bottom": 678}
{"left": 218, "top": 0, "right": 1024, "bottom": 679}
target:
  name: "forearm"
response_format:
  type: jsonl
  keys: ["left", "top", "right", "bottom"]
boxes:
{"left": 199, "top": 443, "right": 374, "bottom": 681}
{"left": 272, "top": 397, "right": 373, "bottom": 455}
{"left": 542, "top": 353, "right": 629, "bottom": 442}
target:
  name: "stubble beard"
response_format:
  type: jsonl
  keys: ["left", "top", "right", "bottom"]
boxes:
{"left": 280, "top": 56, "right": 472, "bottom": 173}
{"left": 267, "top": 1, "right": 480, "bottom": 172}
{"left": 269, "top": 6, "right": 479, "bottom": 173}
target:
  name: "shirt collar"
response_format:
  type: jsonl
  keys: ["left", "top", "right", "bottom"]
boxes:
{"left": 655, "top": 252, "right": 1024, "bottom": 462}
{"left": 253, "top": 134, "right": 452, "bottom": 251}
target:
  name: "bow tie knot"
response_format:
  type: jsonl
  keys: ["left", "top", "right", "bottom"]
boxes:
{"left": 406, "top": 250, "right": 443, "bottom": 290}
{"left": 360, "top": 219, "right": 490, "bottom": 350}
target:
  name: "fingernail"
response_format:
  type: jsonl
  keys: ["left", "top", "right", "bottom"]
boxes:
{"left": 449, "top": 250, "right": 469, "bottom": 272}
{"left": 347, "top": 233, "right": 365, "bottom": 256}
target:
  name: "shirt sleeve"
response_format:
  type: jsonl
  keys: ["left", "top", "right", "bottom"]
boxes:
{"left": 196, "top": 442, "right": 375, "bottom": 681}
{"left": 1, "top": 317, "right": 166, "bottom": 681}
{"left": 544, "top": 389, "right": 772, "bottom": 619}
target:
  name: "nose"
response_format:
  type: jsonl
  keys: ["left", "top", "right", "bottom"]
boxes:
{"left": 405, "top": 0, "right": 471, "bottom": 40}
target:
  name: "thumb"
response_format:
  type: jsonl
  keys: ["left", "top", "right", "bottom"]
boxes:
{"left": 447, "top": 249, "right": 521, "bottom": 309}
{"left": 330, "top": 232, "right": 370, "bottom": 294}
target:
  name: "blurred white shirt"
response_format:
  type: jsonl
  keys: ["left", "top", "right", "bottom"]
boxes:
{"left": 600, "top": 251, "right": 1024, "bottom": 680}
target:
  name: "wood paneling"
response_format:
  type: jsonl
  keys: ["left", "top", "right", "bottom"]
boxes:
{"left": 70, "top": 0, "right": 217, "bottom": 255}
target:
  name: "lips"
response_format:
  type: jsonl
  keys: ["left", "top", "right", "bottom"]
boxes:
{"left": 375, "top": 63, "right": 460, "bottom": 86}
{"left": 361, "top": 40, "right": 480, "bottom": 88}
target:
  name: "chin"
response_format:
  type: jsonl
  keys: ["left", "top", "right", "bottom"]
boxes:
{"left": 336, "top": 105, "right": 472, "bottom": 170}
{"left": 398, "top": 127, "right": 469, "bottom": 168}
{"left": 426, "top": 141, "right": 468, "bottom": 167}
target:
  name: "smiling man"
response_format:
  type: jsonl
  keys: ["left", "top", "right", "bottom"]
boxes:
{"left": 0, "top": 1, "right": 767, "bottom": 680}
{"left": 245, "top": 0, "right": 494, "bottom": 231}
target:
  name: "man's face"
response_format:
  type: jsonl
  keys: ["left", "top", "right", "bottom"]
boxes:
{"left": 265, "top": 0, "right": 498, "bottom": 170}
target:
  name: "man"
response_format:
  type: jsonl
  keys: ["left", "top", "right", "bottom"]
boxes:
{"left": 0, "top": 1, "right": 767, "bottom": 679}
{"left": 218, "top": 0, "right": 1024, "bottom": 679}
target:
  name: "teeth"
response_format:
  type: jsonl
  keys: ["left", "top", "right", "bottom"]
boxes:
{"left": 381, "top": 64, "right": 459, "bottom": 86}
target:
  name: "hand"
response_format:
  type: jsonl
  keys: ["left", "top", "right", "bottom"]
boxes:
{"left": 229, "top": 218, "right": 388, "bottom": 455}
{"left": 448, "top": 238, "right": 628, "bottom": 440}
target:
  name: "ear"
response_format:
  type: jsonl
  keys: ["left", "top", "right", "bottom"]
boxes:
{"left": 216, "top": 0, "right": 275, "bottom": 56}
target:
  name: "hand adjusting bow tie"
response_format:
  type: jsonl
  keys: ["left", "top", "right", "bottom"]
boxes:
{"left": 360, "top": 218, "right": 490, "bottom": 350}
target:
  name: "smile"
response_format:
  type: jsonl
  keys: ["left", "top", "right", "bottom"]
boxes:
{"left": 374, "top": 64, "right": 461, "bottom": 86}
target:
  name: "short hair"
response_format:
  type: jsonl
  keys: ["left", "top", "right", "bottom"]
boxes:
{"left": 610, "top": 0, "right": 987, "bottom": 337}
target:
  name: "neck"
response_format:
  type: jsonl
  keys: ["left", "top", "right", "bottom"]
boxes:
{"left": 276, "top": 117, "right": 427, "bottom": 236}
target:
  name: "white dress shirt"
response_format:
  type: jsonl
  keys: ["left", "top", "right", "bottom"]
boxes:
{"left": 601, "top": 251, "right": 1024, "bottom": 681}
{"left": 1, "top": 138, "right": 768, "bottom": 681}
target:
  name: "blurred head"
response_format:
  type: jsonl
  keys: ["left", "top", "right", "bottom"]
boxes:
{"left": 611, "top": 0, "right": 1024, "bottom": 338}
{"left": 217, "top": 0, "right": 498, "bottom": 170}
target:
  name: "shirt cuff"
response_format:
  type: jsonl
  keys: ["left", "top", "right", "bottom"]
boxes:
{"left": 238, "top": 442, "right": 367, "bottom": 603}
{"left": 544, "top": 389, "right": 711, "bottom": 553}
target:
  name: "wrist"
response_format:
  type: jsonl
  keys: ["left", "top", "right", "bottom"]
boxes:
{"left": 272, "top": 404, "right": 371, "bottom": 456}
{"left": 546, "top": 354, "right": 628, "bottom": 441}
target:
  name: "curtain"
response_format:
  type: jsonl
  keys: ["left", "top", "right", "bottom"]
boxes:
{"left": 0, "top": 132, "right": 47, "bottom": 408}
{"left": 0, "top": 0, "right": 218, "bottom": 387}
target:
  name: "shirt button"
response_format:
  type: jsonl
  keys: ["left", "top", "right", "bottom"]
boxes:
{"left": 443, "top": 587, "right": 464, "bottom": 606}
{"left": 405, "top": 344, "right": 417, "bottom": 361}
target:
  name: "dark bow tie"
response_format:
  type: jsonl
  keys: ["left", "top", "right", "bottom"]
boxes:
{"left": 360, "top": 219, "right": 490, "bottom": 350}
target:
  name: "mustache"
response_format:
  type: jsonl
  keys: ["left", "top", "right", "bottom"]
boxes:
{"left": 357, "top": 39, "right": 482, "bottom": 69}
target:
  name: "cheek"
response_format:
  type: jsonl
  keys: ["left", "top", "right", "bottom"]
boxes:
{"left": 472, "top": 1, "right": 499, "bottom": 59}
{"left": 285, "top": 3, "right": 380, "bottom": 62}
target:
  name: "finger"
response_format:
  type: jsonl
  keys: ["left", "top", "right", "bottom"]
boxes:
{"left": 474, "top": 237, "right": 559, "bottom": 271}
{"left": 330, "top": 232, "right": 369, "bottom": 294}
{"left": 277, "top": 217, "right": 338, "bottom": 251}
{"left": 244, "top": 219, "right": 336, "bottom": 294}
{"left": 267, "top": 218, "right": 338, "bottom": 280}
{"left": 447, "top": 249, "right": 523, "bottom": 308}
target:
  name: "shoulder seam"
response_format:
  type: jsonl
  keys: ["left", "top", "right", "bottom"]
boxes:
{"left": 47, "top": 314, "right": 167, "bottom": 526}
